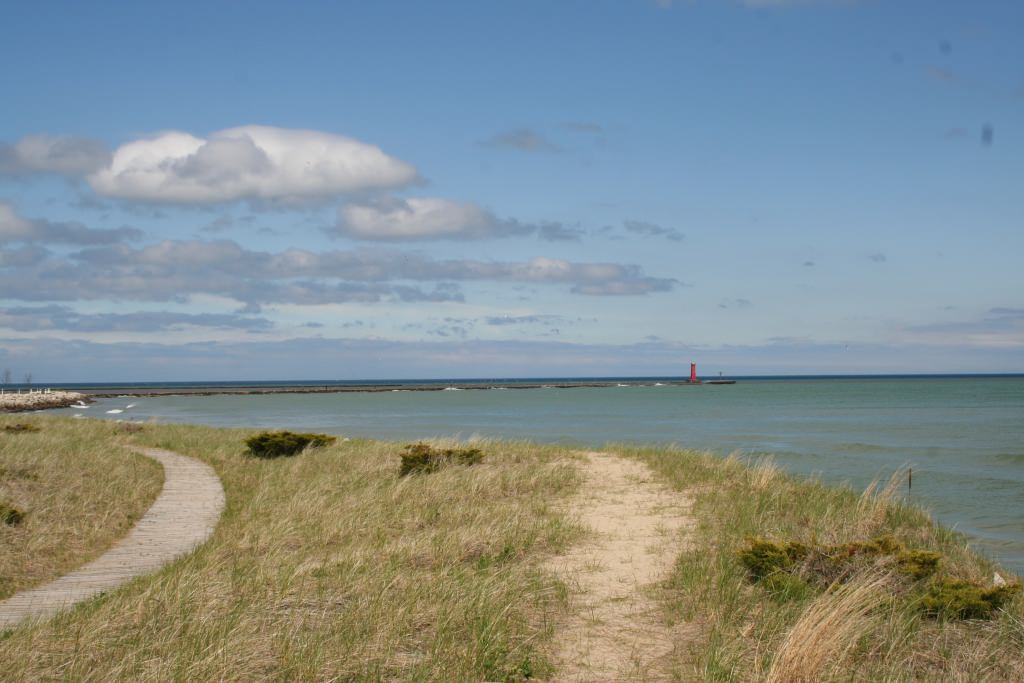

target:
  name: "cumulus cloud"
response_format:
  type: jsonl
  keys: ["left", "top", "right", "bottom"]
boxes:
{"left": 0, "top": 134, "right": 110, "bottom": 176}
{"left": 0, "top": 305, "right": 272, "bottom": 333}
{"left": 0, "top": 201, "right": 141, "bottom": 245}
{"left": 482, "top": 128, "right": 562, "bottom": 153}
{"left": 0, "top": 239, "right": 676, "bottom": 305}
{"left": 87, "top": 125, "right": 418, "bottom": 204}
{"left": 623, "top": 219, "right": 684, "bottom": 242}
{"left": 335, "top": 197, "right": 582, "bottom": 242}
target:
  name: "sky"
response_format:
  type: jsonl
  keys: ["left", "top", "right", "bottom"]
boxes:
{"left": 1, "top": 0, "right": 1022, "bottom": 381}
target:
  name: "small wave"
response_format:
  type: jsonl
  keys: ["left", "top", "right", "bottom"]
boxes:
{"left": 106, "top": 409, "right": 124, "bottom": 414}
{"left": 654, "top": 383, "right": 665, "bottom": 386}
{"left": 443, "top": 387, "right": 462, "bottom": 391}
{"left": 125, "top": 403, "right": 137, "bottom": 409}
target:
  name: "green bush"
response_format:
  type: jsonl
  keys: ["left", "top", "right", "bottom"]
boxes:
{"left": 399, "top": 442, "right": 484, "bottom": 476}
{"left": 244, "top": 431, "right": 337, "bottom": 459}
{"left": 738, "top": 538, "right": 808, "bottom": 580}
{"left": 1, "top": 502, "right": 24, "bottom": 526}
{"left": 895, "top": 549, "right": 942, "bottom": 580}
{"left": 922, "top": 578, "right": 1021, "bottom": 620}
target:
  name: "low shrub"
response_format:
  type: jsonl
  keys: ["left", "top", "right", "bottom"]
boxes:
{"left": 739, "top": 538, "right": 805, "bottom": 579}
{"left": 922, "top": 579, "right": 1022, "bottom": 620}
{"left": 738, "top": 535, "right": 1017, "bottom": 620}
{"left": 895, "top": 549, "right": 942, "bottom": 580}
{"left": 244, "top": 431, "right": 337, "bottom": 459}
{"left": 3, "top": 423, "right": 40, "bottom": 433}
{"left": 399, "top": 442, "right": 484, "bottom": 476}
{"left": 1, "top": 502, "right": 24, "bottom": 526}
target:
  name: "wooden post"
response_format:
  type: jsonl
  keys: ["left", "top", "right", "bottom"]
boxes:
{"left": 908, "top": 468, "right": 912, "bottom": 490}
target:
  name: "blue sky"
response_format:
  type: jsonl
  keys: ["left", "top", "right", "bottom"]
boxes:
{"left": 1, "top": 0, "right": 1022, "bottom": 381}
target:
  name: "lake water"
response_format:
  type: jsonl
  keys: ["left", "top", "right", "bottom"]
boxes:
{"left": 52, "top": 376, "right": 1024, "bottom": 574}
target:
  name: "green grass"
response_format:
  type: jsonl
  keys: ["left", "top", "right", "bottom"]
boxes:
{"left": 617, "top": 445, "right": 1024, "bottom": 681}
{"left": 0, "top": 419, "right": 582, "bottom": 682}
{"left": 2, "top": 417, "right": 1021, "bottom": 681}
{"left": 0, "top": 416, "right": 163, "bottom": 599}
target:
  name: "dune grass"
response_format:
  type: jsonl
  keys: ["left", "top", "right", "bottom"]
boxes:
{"left": 0, "top": 419, "right": 581, "bottom": 682}
{"left": 619, "top": 446, "right": 1024, "bottom": 682}
{"left": 0, "top": 415, "right": 163, "bottom": 599}
{"left": 3, "top": 417, "right": 1022, "bottom": 681}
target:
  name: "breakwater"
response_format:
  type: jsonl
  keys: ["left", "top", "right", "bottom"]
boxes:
{"left": 0, "top": 390, "right": 88, "bottom": 413}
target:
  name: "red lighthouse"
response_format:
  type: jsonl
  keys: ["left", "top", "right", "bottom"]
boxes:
{"left": 689, "top": 362, "right": 699, "bottom": 384}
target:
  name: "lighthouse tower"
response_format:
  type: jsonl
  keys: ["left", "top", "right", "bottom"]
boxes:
{"left": 689, "top": 362, "right": 699, "bottom": 384}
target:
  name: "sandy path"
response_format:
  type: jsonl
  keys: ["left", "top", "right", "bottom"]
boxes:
{"left": 0, "top": 446, "right": 225, "bottom": 628}
{"left": 546, "top": 451, "right": 693, "bottom": 682}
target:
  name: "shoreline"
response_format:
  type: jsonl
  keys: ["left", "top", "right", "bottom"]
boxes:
{"left": 70, "top": 379, "right": 693, "bottom": 399}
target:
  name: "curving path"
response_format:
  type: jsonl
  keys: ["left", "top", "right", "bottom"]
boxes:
{"left": 0, "top": 446, "right": 225, "bottom": 628}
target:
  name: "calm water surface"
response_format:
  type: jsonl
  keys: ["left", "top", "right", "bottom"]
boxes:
{"left": 54, "top": 377, "right": 1024, "bottom": 573}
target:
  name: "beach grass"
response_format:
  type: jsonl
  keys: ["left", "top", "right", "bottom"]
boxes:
{"left": 0, "top": 418, "right": 582, "bottom": 682}
{"left": 618, "top": 445, "right": 1024, "bottom": 681}
{"left": 0, "top": 415, "right": 163, "bottom": 600}
{"left": 2, "top": 416, "right": 1022, "bottom": 681}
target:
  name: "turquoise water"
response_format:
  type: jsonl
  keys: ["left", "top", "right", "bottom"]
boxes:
{"left": 55, "top": 377, "right": 1024, "bottom": 574}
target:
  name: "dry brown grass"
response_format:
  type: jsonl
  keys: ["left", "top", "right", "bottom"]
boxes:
{"left": 0, "top": 416, "right": 163, "bottom": 599}
{"left": 763, "top": 572, "right": 891, "bottom": 683}
{"left": 617, "top": 444, "right": 1024, "bottom": 682}
{"left": 0, "top": 420, "right": 582, "bottom": 682}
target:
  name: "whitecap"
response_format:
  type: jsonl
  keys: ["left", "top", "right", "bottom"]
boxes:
{"left": 106, "top": 409, "right": 124, "bottom": 414}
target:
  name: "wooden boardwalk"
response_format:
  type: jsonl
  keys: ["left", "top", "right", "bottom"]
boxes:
{"left": 0, "top": 446, "right": 225, "bottom": 628}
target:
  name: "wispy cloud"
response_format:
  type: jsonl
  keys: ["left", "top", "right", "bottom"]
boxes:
{"left": 0, "top": 134, "right": 110, "bottom": 176}
{"left": 482, "top": 128, "right": 562, "bottom": 153}
{"left": 622, "top": 219, "right": 684, "bottom": 242}
{"left": 334, "top": 197, "right": 583, "bottom": 242}
{"left": 0, "top": 305, "right": 272, "bottom": 333}
{"left": 0, "top": 239, "right": 677, "bottom": 306}
{"left": 0, "top": 201, "right": 141, "bottom": 245}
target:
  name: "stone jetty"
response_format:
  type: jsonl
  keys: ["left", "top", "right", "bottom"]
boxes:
{"left": 0, "top": 390, "right": 88, "bottom": 413}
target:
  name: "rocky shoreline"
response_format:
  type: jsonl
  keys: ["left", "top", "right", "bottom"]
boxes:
{"left": 0, "top": 391, "right": 89, "bottom": 413}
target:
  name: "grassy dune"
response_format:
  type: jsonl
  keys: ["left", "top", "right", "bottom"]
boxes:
{"left": 0, "top": 416, "right": 163, "bottom": 599}
{"left": 620, "top": 445, "right": 1024, "bottom": 682}
{"left": 0, "top": 420, "right": 581, "bottom": 682}
{"left": 1, "top": 417, "right": 1021, "bottom": 681}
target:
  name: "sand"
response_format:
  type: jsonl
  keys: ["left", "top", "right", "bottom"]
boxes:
{"left": 545, "top": 451, "right": 695, "bottom": 682}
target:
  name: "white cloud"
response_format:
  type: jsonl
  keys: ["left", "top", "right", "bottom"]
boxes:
{"left": 88, "top": 125, "right": 418, "bottom": 204}
{"left": 0, "top": 134, "right": 110, "bottom": 176}
{"left": 0, "top": 201, "right": 141, "bottom": 245}
{"left": 336, "top": 197, "right": 534, "bottom": 241}
{"left": 0, "top": 202, "right": 34, "bottom": 240}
